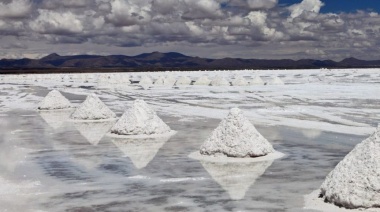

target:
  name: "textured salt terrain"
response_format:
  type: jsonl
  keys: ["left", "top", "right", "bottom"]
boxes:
{"left": 0, "top": 69, "right": 379, "bottom": 211}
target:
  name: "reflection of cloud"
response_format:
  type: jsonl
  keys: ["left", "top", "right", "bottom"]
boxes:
{"left": 71, "top": 151, "right": 103, "bottom": 170}
{"left": 301, "top": 129, "right": 322, "bottom": 139}
{"left": 200, "top": 160, "right": 273, "bottom": 200}
{"left": 38, "top": 109, "right": 73, "bottom": 130}
{"left": 74, "top": 121, "right": 115, "bottom": 146}
{"left": 111, "top": 136, "right": 172, "bottom": 169}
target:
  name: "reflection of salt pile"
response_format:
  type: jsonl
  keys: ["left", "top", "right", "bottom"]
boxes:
{"left": 194, "top": 76, "right": 211, "bottom": 85}
{"left": 211, "top": 76, "right": 230, "bottom": 86}
{"left": 109, "top": 99, "right": 173, "bottom": 137}
{"left": 231, "top": 76, "right": 248, "bottom": 86}
{"left": 200, "top": 160, "right": 273, "bottom": 200}
{"left": 318, "top": 127, "right": 380, "bottom": 209}
{"left": 250, "top": 76, "right": 265, "bottom": 85}
{"left": 111, "top": 136, "right": 172, "bottom": 169}
{"left": 38, "top": 109, "right": 73, "bottom": 130}
{"left": 70, "top": 94, "right": 116, "bottom": 121}
{"left": 74, "top": 121, "right": 115, "bottom": 145}
{"left": 175, "top": 76, "right": 192, "bottom": 86}
{"left": 37, "top": 90, "right": 72, "bottom": 110}
{"left": 269, "top": 76, "right": 284, "bottom": 85}
{"left": 201, "top": 108, "right": 274, "bottom": 157}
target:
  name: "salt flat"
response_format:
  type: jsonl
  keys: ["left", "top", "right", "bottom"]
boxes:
{"left": 0, "top": 68, "right": 379, "bottom": 211}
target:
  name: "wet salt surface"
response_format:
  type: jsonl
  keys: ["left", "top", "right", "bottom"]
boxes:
{"left": 0, "top": 107, "right": 365, "bottom": 211}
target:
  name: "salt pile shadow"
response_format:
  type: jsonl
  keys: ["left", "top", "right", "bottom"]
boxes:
{"left": 73, "top": 121, "right": 116, "bottom": 146}
{"left": 200, "top": 159, "right": 274, "bottom": 200}
{"left": 38, "top": 109, "right": 73, "bottom": 130}
{"left": 111, "top": 135, "right": 172, "bottom": 169}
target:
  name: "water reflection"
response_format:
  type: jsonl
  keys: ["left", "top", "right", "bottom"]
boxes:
{"left": 200, "top": 160, "right": 274, "bottom": 200}
{"left": 111, "top": 135, "right": 172, "bottom": 169}
{"left": 73, "top": 121, "right": 115, "bottom": 146}
{"left": 38, "top": 109, "right": 73, "bottom": 130}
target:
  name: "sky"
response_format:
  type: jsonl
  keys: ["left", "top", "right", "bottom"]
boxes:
{"left": 0, "top": 0, "right": 380, "bottom": 61}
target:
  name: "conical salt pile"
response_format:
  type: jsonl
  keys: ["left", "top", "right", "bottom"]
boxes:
{"left": 164, "top": 76, "right": 176, "bottom": 86}
{"left": 201, "top": 160, "right": 273, "bottom": 200}
{"left": 175, "top": 76, "right": 192, "bottom": 86}
{"left": 211, "top": 76, "right": 230, "bottom": 86}
{"left": 154, "top": 76, "right": 165, "bottom": 85}
{"left": 200, "top": 108, "right": 274, "bottom": 157}
{"left": 110, "top": 99, "right": 173, "bottom": 137}
{"left": 111, "top": 136, "right": 172, "bottom": 169}
{"left": 194, "top": 76, "right": 211, "bottom": 85}
{"left": 139, "top": 75, "right": 153, "bottom": 85}
{"left": 250, "top": 76, "right": 265, "bottom": 85}
{"left": 231, "top": 76, "right": 248, "bottom": 86}
{"left": 319, "top": 126, "right": 380, "bottom": 209}
{"left": 70, "top": 94, "right": 116, "bottom": 121}
{"left": 38, "top": 90, "right": 72, "bottom": 110}
{"left": 269, "top": 76, "right": 284, "bottom": 85}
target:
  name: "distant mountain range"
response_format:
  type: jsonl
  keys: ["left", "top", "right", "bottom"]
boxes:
{"left": 1, "top": 52, "right": 380, "bottom": 73}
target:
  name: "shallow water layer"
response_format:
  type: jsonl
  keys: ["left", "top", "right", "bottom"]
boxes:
{"left": 0, "top": 108, "right": 365, "bottom": 212}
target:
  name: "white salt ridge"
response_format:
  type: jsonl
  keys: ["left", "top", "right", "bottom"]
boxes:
{"left": 250, "top": 76, "right": 265, "bottom": 85}
{"left": 231, "top": 76, "right": 248, "bottom": 86}
{"left": 175, "top": 76, "right": 192, "bottom": 86}
{"left": 70, "top": 94, "right": 116, "bottom": 121}
{"left": 269, "top": 76, "right": 285, "bottom": 85}
{"left": 37, "top": 90, "right": 72, "bottom": 110}
{"left": 319, "top": 126, "right": 380, "bottom": 209}
{"left": 194, "top": 75, "right": 211, "bottom": 85}
{"left": 110, "top": 99, "right": 172, "bottom": 136}
{"left": 200, "top": 108, "right": 274, "bottom": 157}
{"left": 211, "top": 76, "right": 230, "bottom": 86}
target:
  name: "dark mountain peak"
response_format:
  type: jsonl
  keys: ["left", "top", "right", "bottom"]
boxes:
{"left": 134, "top": 51, "right": 188, "bottom": 60}
{"left": 41, "top": 53, "right": 60, "bottom": 60}
{"left": 340, "top": 57, "right": 362, "bottom": 62}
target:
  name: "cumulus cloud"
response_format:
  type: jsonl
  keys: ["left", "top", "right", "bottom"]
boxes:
{"left": 106, "top": 0, "right": 152, "bottom": 27}
{"left": 0, "top": 0, "right": 32, "bottom": 19}
{"left": 247, "top": 0, "right": 278, "bottom": 10}
{"left": 288, "top": 0, "right": 324, "bottom": 19}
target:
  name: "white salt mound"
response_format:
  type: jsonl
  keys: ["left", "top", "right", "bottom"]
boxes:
{"left": 231, "top": 76, "right": 248, "bottom": 86}
{"left": 175, "top": 76, "right": 192, "bottom": 86}
{"left": 38, "top": 90, "right": 72, "bottom": 110}
{"left": 70, "top": 94, "right": 116, "bottom": 121}
{"left": 139, "top": 75, "right": 153, "bottom": 85}
{"left": 164, "top": 76, "right": 176, "bottom": 86}
{"left": 194, "top": 76, "right": 211, "bottom": 85}
{"left": 250, "top": 76, "right": 265, "bottom": 85}
{"left": 319, "top": 126, "right": 380, "bottom": 209}
{"left": 211, "top": 76, "right": 230, "bottom": 86}
{"left": 154, "top": 76, "right": 165, "bottom": 85}
{"left": 200, "top": 108, "right": 274, "bottom": 157}
{"left": 110, "top": 99, "right": 172, "bottom": 136}
{"left": 269, "top": 76, "right": 284, "bottom": 85}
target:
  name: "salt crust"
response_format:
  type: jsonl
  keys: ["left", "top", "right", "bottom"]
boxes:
{"left": 37, "top": 90, "right": 72, "bottom": 110}
{"left": 109, "top": 99, "right": 173, "bottom": 137}
{"left": 70, "top": 94, "right": 116, "bottom": 121}
{"left": 318, "top": 126, "right": 380, "bottom": 209}
{"left": 200, "top": 108, "right": 275, "bottom": 158}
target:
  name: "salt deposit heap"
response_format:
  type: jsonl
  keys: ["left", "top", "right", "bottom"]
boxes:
{"left": 211, "top": 76, "right": 230, "bottom": 86}
{"left": 269, "top": 76, "right": 284, "bottom": 85}
{"left": 318, "top": 126, "right": 380, "bottom": 209}
{"left": 70, "top": 94, "right": 116, "bottom": 121}
{"left": 231, "top": 76, "right": 248, "bottom": 86}
{"left": 175, "top": 76, "right": 192, "bottom": 86}
{"left": 38, "top": 90, "right": 72, "bottom": 110}
{"left": 194, "top": 76, "right": 211, "bottom": 85}
{"left": 250, "top": 76, "right": 265, "bottom": 85}
{"left": 109, "top": 99, "right": 174, "bottom": 137}
{"left": 200, "top": 108, "right": 274, "bottom": 158}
